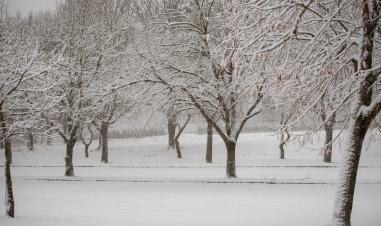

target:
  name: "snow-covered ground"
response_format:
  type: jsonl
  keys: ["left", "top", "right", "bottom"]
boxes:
{"left": 0, "top": 132, "right": 381, "bottom": 225}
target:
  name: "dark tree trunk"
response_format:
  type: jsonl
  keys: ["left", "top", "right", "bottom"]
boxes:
{"left": 65, "top": 140, "right": 75, "bottom": 176}
{"left": 100, "top": 122, "right": 109, "bottom": 163}
{"left": 167, "top": 113, "right": 177, "bottom": 150}
{"left": 27, "top": 129, "right": 34, "bottom": 151}
{"left": 225, "top": 141, "right": 236, "bottom": 178}
{"left": 279, "top": 136, "right": 285, "bottom": 159}
{"left": 4, "top": 139, "right": 14, "bottom": 218}
{"left": 323, "top": 124, "right": 333, "bottom": 163}
{"left": 80, "top": 125, "right": 93, "bottom": 158}
{"left": 1, "top": 110, "right": 15, "bottom": 217}
{"left": 0, "top": 131, "right": 4, "bottom": 148}
{"left": 175, "top": 139, "right": 182, "bottom": 158}
{"left": 84, "top": 144, "right": 89, "bottom": 158}
{"left": 173, "top": 115, "right": 191, "bottom": 159}
{"left": 278, "top": 128, "right": 290, "bottom": 159}
{"left": 206, "top": 120, "right": 213, "bottom": 163}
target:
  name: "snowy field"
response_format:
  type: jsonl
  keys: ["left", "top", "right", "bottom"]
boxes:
{"left": 1, "top": 132, "right": 381, "bottom": 226}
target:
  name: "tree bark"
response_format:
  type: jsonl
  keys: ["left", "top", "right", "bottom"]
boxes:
{"left": 279, "top": 133, "right": 285, "bottom": 159}
{"left": 65, "top": 140, "right": 75, "bottom": 176}
{"left": 27, "top": 129, "right": 34, "bottom": 151}
{"left": 167, "top": 112, "right": 177, "bottom": 150}
{"left": 332, "top": 1, "right": 380, "bottom": 224}
{"left": 80, "top": 125, "right": 93, "bottom": 158}
{"left": 332, "top": 117, "right": 371, "bottom": 226}
{"left": 84, "top": 144, "right": 90, "bottom": 158}
{"left": 206, "top": 120, "right": 213, "bottom": 163}
{"left": 97, "top": 129, "right": 102, "bottom": 150}
{"left": 1, "top": 110, "right": 15, "bottom": 217}
{"left": 173, "top": 115, "right": 190, "bottom": 159}
{"left": 100, "top": 122, "right": 109, "bottom": 163}
{"left": 46, "top": 130, "right": 52, "bottom": 145}
{"left": 225, "top": 141, "right": 236, "bottom": 178}
{"left": 175, "top": 139, "right": 182, "bottom": 158}
{"left": 323, "top": 124, "right": 333, "bottom": 163}
{"left": 0, "top": 131, "right": 4, "bottom": 148}
{"left": 4, "top": 138, "right": 14, "bottom": 218}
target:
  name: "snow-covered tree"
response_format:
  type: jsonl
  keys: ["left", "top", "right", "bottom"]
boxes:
{"left": 0, "top": 1, "right": 50, "bottom": 216}
{"left": 236, "top": 0, "right": 380, "bottom": 224}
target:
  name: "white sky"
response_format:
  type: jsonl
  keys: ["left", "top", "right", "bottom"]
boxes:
{"left": 9, "top": 0, "right": 62, "bottom": 16}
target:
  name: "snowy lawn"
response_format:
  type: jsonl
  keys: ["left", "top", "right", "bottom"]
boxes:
{"left": 1, "top": 132, "right": 381, "bottom": 225}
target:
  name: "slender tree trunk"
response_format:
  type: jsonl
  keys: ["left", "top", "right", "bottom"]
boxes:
{"left": 4, "top": 138, "right": 14, "bottom": 218}
{"left": 225, "top": 141, "right": 236, "bottom": 178}
{"left": 175, "top": 139, "right": 182, "bottom": 158}
{"left": 173, "top": 115, "right": 191, "bottom": 159}
{"left": 27, "top": 129, "right": 34, "bottom": 151}
{"left": 0, "top": 132, "right": 4, "bottom": 148}
{"left": 100, "top": 122, "right": 109, "bottom": 163}
{"left": 206, "top": 120, "right": 213, "bottom": 163}
{"left": 46, "top": 130, "right": 52, "bottom": 146}
{"left": 279, "top": 128, "right": 290, "bottom": 159}
{"left": 1, "top": 110, "right": 15, "bottom": 217}
{"left": 279, "top": 132, "right": 285, "bottom": 159}
{"left": 84, "top": 144, "right": 89, "bottom": 158}
{"left": 96, "top": 129, "right": 102, "bottom": 150}
{"left": 80, "top": 125, "right": 93, "bottom": 158}
{"left": 323, "top": 124, "right": 333, "bottom": 163}
{"left": 65, "top": 140, "right": 75, "bottom": 176}
{"left": 167, "top": 113, "right": 177, "bottom": 150}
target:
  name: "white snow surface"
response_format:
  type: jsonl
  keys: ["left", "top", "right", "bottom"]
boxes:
{"left": 0, "top": 132, "right": 380, "bottom": 226}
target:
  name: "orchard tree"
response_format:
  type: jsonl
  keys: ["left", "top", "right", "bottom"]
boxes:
{"left": 238, "top": 0, "right": 380, "bottom": 224}
{"left": 47, "top": 0, "right": 130, "bottom": 176}
{"left": 138, "top": 0, "right": 271, "bottom": 177}
{"left": 0, "top": 1, "right": 49, "bottom": 217}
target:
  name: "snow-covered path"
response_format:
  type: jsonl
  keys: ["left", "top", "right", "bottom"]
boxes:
{"left": 6, "top": 164, "right": 381, "bottom": 185}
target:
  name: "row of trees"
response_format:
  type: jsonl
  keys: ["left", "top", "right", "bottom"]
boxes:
{"left": 1, "top": 0, "right": 380, "bottom": 225}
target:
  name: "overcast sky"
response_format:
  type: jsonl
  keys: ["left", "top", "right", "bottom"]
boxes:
{"left": 9, "top": 0, "right": 61, "bottom": 16}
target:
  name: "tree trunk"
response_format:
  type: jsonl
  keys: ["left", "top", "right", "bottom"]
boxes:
{"left": 100, "top": 122, "right": 109, "bottom": 163}
{"left": 46, "top": 130, "right": 52, "bottom": 145}
{"left": 278, "top": 127, "right": 290, "bottom": 160}
{"left": 225, "top": 141, "right": 236, "bottom": 178}
{"left": 175, "top": 139, "right": 182, "bottom": 158}
{"left": 206, "top": 120, "right": 213, "bottom": 163}
{"left": 65, "top": 140, "right": 75, "bottom": 176}
{"left": 323, "top": 124, "right": 333, "bottom": 163}
{"left": 96, "top": 129, "right": 102, "bottom": 150}
{"left": 84, "top": 144, "right": 89, "bottom": 158}
{"left": 27, "top": 129, "right": 34, "bottom": 151}
{"left": 167, "top": 113, "right": 177, "bottom": 150}
{"left": 332, "top": 2, "right": 380, "bottom": 225}
{"left": 4, "top": 138, "right": 15, "bottom": 218}
{"left": 279, "top": 134, "right": 285, "bottom": 159}
{"left": 332, "top": 117, "right": 371, "bottom": 225}
{"left": 1, "top": 109, "right": 15, "bottom": 217}
{"left": 0, "top": 131, "right": 4, "bottom": 148}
